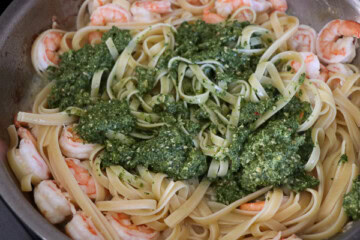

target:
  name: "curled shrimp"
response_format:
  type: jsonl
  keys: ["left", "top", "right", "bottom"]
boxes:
{"left": 59, "top": 126, "right": 96, "bottom": 159}
{"left": 130, "top": 0, "right": 172, "bottom": 22}
{"left": 34, "top": 180, "right": 74, "bottom": 224}
{"left": 88, "top": 0, "right": 110, "bottom": 14}
{"left": 66, "top": 158, "right": 97, "bottom": 199}
{"left": 240, "top": 201, "right": 265, "bottom": 211}
{"left": 203, "top": 7, "right": 225, "bottom": 24}
{"left": 287, "top": 52, "right": 322, "bottom": 80}
{"left": 65, "top": 212, "right": 104, "bottom": 240}
{"left": 327, "top": 63, "right": 355, "bottom": 76}
{"left": 90, "top": 3, "right": 131, "bottom": 26}
{"left": 268, "top": 0, "right": 287, "bottom": 12}
{"left": 326, "top": 63, "right": 355, "bottom": 88}
{"left": 32, "top": 30, "right": 64, "bottom": 72}
{"left": 88, "top": 31, "right": 103, "bottom": 45}
{"left": 106, "top": 213, "right": 159, "bottom": 240}
{"left": 14, "top": 127, "right": 50, "bottom": 181}
{"left": 288, "top": 25, "right": 317, "bottom": 53}
{"left": 214, "top": 0, "right": 271, "bottom": 18}
{"left": 316, "top": 19, "right": 360, "bottom": 64}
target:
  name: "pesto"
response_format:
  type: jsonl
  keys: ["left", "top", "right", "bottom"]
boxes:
{"left": 343, "top": 176, "right": 360, "bottom": 220}
{"left": 101, "top": 126, "right": 208, "bottom": 180}
{"left": 133, "top": 126, "right": 207, "bottom": 180}
{"left": 213, "top": 173, "right": 248, "bottom": 205}
{"left": 47, "top": 27, "right": 132, "bottom": 110}
{"left": 339, "top": 154, "right": 348, "bottom": 165}
{"left": 135, "top": 66, "right": 157, "bottom": 95}
{"left": 75, "top": 99, "right": 136, "bottom": 144}
{"left": 214, "top": 96, "right": 318, "bottom": 204}
{"left": 158, "top": 20, "right": 261, "bottom": 82}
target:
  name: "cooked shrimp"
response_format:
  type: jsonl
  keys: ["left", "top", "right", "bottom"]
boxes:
{"left": 288, "top": 25, "right": 317, "bottom": 53}
{"left": 214, "top": 0, "right": 271, "bottom": 18}
{"left": 90, "top": 3, "right": 131, "bottom": 26}
{"left": 34, "top": 180, "right": 73, "bottom": 224}
{"left": 65, "top": 212, "right": 104, "bottom": 240}
{"left": 240, "top": 201, "right": 265, "bottom": 211}
{"left": 35, "top": 30, "right": 64, "bottom": 71}
{"left": 131, "top": 0, "right": 172, "bottom": 22}
{"left": 66, "top": 158, "right": 96, "bottom": 199}
{"left": 327, "top": 63, "right": 355, "bottom": 76}
{"left": 240, "top": 197, "right": 289, "bottom": 212}
{"left": 188, "top": 0, "right": 202, "bottom": 5}
{"left": 325, "top": 63, "right": 355, "bottom": 88}
{"left": 269, "top": 0, "right": 287, "bottom": 12}
{"left": 59, "top": 126, "right": 96, "bottom": 159}
{"left": 288, "top": 52, "right": 321, "bottom": 79}
{"left": 88, "top": 0, "right": 110, "bottom": 14}
{"left": 106, "top": 213, "right": 160, "bottom": 240}
{"left": 88, "top": 31, "right": 103, "bottom": 45}
{"left": 14, "top": 127, "right": 50, "bottom": 180}
{"left": 319, "top": 63, "right": 329, "bottom": 82}
{"left": 203, "top": 7, "right": 225, "bottom": 24}
{"left": 316, "top": 19, "right": 360, "bottom": 64}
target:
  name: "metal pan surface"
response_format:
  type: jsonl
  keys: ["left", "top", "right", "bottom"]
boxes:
{"left": 0, "top": 0, "right": 359, "bottom": 239}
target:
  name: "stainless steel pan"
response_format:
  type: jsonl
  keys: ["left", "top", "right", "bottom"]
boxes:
{"left": 0, "top": 0, "right": 359, "bottom": 239}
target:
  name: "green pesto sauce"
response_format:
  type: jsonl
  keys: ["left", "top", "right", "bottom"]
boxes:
{"left": 101, "top": 126, "right": 207, "bottom": 180}
{"left": 158, "top": 20, "right": 261, "bottom": 82}
{"left": 75, "top": 99, "right": 136, "bottom": 144}
{"left": 339, "top": 154, "right": 348, "bottom": 165}
{"left": 213, "top": 173, "right": 249, "bottom": 205}
{"left": 135, "top": 66, "right": 157, "bottom": 95}
{"left": 343, "top": 176, "right": 360, "bottom": 220}
{"left": 214, "top": 96, "right": 318, "bottom": 204}
{"left": 47, "top": 27, "right": 132, "bottom": 110}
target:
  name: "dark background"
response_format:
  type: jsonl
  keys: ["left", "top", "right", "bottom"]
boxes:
{"left": 0, "top": 3, "right": 38, "bottom": 240}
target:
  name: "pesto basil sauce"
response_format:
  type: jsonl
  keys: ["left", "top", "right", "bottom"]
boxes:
{"left": 101, "top": 126, "right": 207, "bottom": 180}
{"left": 47, "top": 27, "right": 132, "bottom": 110}
{"left": 214, "top": 96, "right": 318, "bottom": 204}
{"left": 343, "top": 175, "right": 360, "bottom": 220}
{"left": 75, "top": 99, "right": 136, "bottom": 144}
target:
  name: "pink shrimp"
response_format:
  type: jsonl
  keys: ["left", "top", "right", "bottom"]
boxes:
{"left": 107, "top": 213, "right": 159, "bottom": 240}
{"left": 268, "top": 0, "right": 287, "bottom": 12}
{"left": 214, "top": 0, "right": 271, "bottom": 18}
{"left": 288, "top": 25, "right": 317, "bottom": 53}
{"left": 316, "top": 19, "right": 360, "bottom": 64}
{"left": 90, "top": 4, "right": 131, "bottom": 26}
{"left": 14, "top": 127, "right": 50, "bottom": 180}
{"left": 187, "top": 0, "right": 202, "bottom": 5}
{"left": 203, "top": 7, "right": 225, "bottom": 24}
{"left": 288, "top": 52, "right": 322, "bottom": 80}
{"left": 88, "top": 31, "right": 104, "bottom": 45}
{"left": 88, "top": 0, "right": 110, "bottom": 14}
{"left": 327, "top": 63, "right": 355, "bottom": 76}
{"left": 325, "top": 63, "right": 355, "bottom": 88}
{"left": 59, "top": 126, "right": 96, "bottom": 160}
{"left": 131, "top": 0, "right": 172, "bottom": 22}
{"left": 319, "top": 63, "right": 329, "bottom": 82}
{"left": 66, "top": 212, "right": 104, "bottom": 240}
{"left": 66, "top": 158, "right": 97, "bottom": 199}
{"left": 34, "top": 180, "right": 73, "bottom": 224}
{"left": 35, "top": 30, "right": 64, "bottom": 71}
